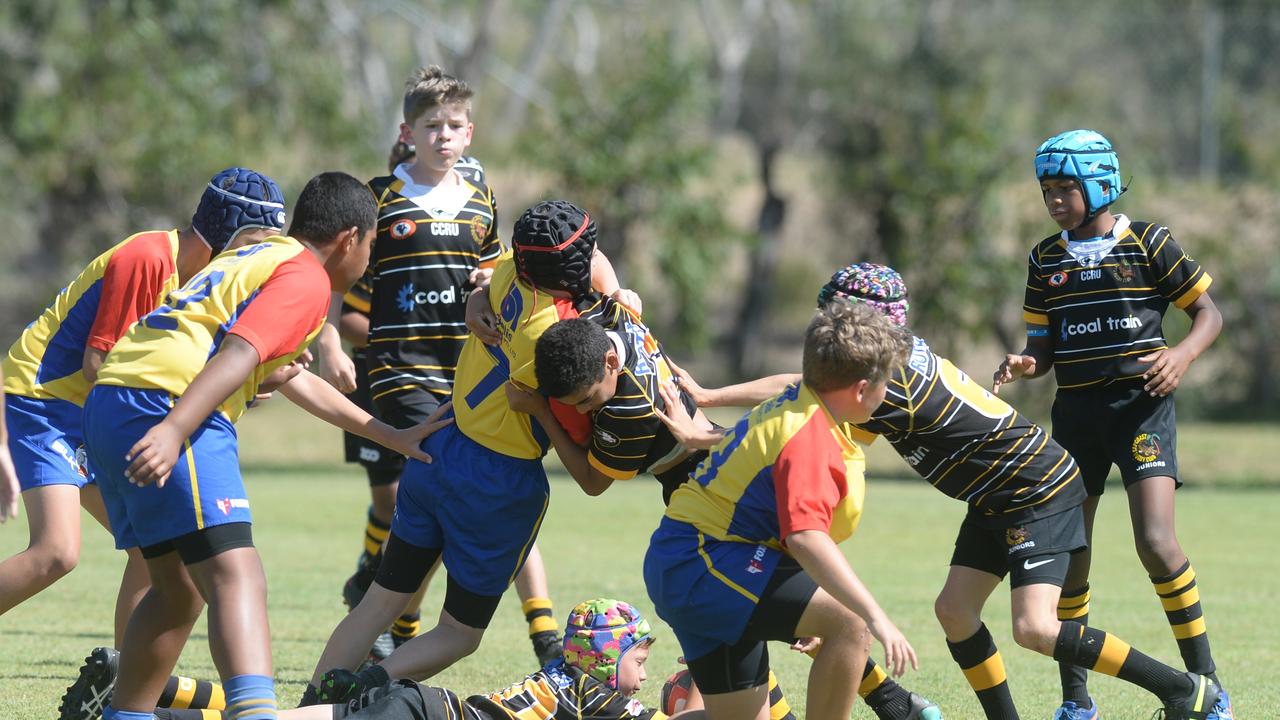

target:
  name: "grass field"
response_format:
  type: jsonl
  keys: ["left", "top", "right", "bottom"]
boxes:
{"left": 1, "top": 400, "right": 1276, "bottom": 717}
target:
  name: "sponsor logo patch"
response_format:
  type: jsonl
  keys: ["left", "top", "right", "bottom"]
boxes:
{"left": 397, "top": 282, "right": 462, "bottom": 312}
{"left": 216, "top": 498, "right": 250, "bottom": 515}
{"left": 746, "top": 544, "right": 768, "bottom": 574}
{"left": 594, "top": 428, "right": 621, "bottom": 447}
{"left": 1048, "top": 271, "right": 1068, "bottom": 287}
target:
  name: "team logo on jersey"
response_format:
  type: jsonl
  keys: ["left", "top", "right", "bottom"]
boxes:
{"left": 1079, "top": 268, "right": 1103, "bottom": 281}
{"left": 1048, "top": 271, "right": 1068, "bottom": 287}
{"left": 594, "top": 428, "right": 621, "bottom": 447}
{"left": 389, "top": 219, "right": 416, "bottom": 240}
{"left": 397, "top": 282, "right": 461, "bottom": 312}
{"left": 1112, "top": 259, "right": 1135, "bottom": 282}
{"left": 1132, "top": 432, "right": 1162, "bottom": 463}
{"left": 216, "top": 498, "right": 250, "bottom": 515}
{"left": 470, "top": 215, "right": 489, "bottom": 243}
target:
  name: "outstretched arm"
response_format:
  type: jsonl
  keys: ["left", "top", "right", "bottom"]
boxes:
{"left": 992, "top": 333, "right": 1054, "bottom": 394}
{"left": 278, "top": 370, "right": 450, "bottom": 463}
{"left": 653, "top": 383, "right": 726, "bottom": 450}
{"left": 668, "top": 357, "right": 798, "bottom": 408}
{"left": 787, "top": 530, "right": 918, "bottom": 677}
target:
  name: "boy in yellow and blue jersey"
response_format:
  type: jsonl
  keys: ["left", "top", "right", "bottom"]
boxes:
{"left": 994, "top": 130, "right": 1229, "bottom": 720}
{"left": 522, "top": 316, "right": 939, "bottom": 720}
{"left": 1, "top": 167, "right": 285, "bottom": 652}
{"left": 83, "top": 172, "right": 451, "bottom": 720}
{"left": 305, "top": 200, "right": 637, "bottom": 704}
{"left": 644, "top": 302, "right": 920, "bottom": 720}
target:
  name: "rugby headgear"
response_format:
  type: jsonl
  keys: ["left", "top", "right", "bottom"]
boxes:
{"left": 192, "top": 167, "right": 286, "bottom": 253}
{"left": 512, "top": 200, "right": 596, "bottom": 297}
{"left": 1034, "top": 129, "right": 1123, "bottom": 224}
{"left": 563, "top": 598, "right": 653, "bottom": 689}
{"left": 817, "top": 262, "right": 909, "bottom": 327}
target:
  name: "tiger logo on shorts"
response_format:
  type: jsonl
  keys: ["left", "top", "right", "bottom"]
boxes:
{"left": 1132, "top": 432, "right": 1162, "bottom": 463}
{"left": 1006, "top": 527, "right": 1029, "bottom": 547}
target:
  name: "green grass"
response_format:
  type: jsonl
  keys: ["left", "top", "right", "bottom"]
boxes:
{"left": 1, "top": 401, "right": 1276, "bottom": 717}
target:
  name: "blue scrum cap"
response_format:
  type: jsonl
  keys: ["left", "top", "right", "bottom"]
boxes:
{"left": 191, "top": 167, "right": 286, "bottom": 252}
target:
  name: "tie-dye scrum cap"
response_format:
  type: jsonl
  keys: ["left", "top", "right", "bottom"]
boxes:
{"left": 563, "top": 598, "right": 653, "bottom": 689}
{"left": 817, "top": 262, "right": 910, "bottom": 327}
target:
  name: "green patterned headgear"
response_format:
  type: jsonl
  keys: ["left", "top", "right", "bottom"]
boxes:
{"left": 562, "top": 598, "right": 653, "bottom": 689}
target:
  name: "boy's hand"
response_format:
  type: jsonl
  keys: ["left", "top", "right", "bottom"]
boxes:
{"left": 1138, "top": 345, "right": 1193, "bottom": 397}
{"left": 260, "top": 350, "right": 312, "bottom": 395}
{"left": 992, "top": 354, "right": 1037, "bottom": 394}
{"left": 468, "top": 266, "right": 494, "bottom": 290}
{"left": 505, "top": 381, "right": 549, "bottom": 416}
{"left": 867, "top": 614, "right": 919, "bottom": 678}
{"left": 665, "top": 358, "right": 710, "bottom": 406}
{"left": 385, "top": 402, "right": 453, "bottom": 464}
{"left": 610, "top": 288, "right": 643, "bottom": 316}
{"left": 125, "top": 422, "right": 186, "bottom": 487}
{"left": 318, "top": 339, "right": 357, "bottom": 394}
{"left": 0, "top": 444, "right": 19, "bottom": 522}
{"left": 465, "top": 287, "right": 501, "bottom": 346}
{"left": 790, "top": 636, "right": 822, "bottom": 655}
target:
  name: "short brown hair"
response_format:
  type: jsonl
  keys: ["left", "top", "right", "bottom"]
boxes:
{"left": 403, "top": 65, "right": 473, "bottom": 124}
{"left": 803, "top": 302, "right": 911, "bottom": 392}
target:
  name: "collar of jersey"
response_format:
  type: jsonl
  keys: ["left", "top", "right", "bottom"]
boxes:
{"left": 1061, "top": 214, "right": 1130, "bottom": 268}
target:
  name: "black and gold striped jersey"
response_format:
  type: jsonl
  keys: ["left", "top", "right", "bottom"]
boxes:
{"left": 466, "top": 662, "right": 660, "bottom": 719}
{"left": 1023, "top": 216, "right": 1212, "bottom": 390}
{"left": 587, "top": 306, "right": 697, "bottom": 484}
{"left": 364, "top": 163, "right": 502, "bottom": 404}
{"left": 850, "top": 335, "right": 1085, "bottom": 522}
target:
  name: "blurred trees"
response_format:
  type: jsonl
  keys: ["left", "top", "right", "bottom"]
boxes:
{"left": 1, "top": 0, "right": 1277, "bottom": 418}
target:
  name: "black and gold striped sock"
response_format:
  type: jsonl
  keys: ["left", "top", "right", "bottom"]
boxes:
{"left": 522, "top": 597, "right": 557, "bottom": 638}
{"left": 1053, "top": 621, "right": 1192, "bottom": 703}
{"left": 765, "top": 670, "right": 796, "bottom": 720}
{"left": 947, "top": 624, "right": 1018, "bottom": 720}
{"left": 1056, "top": 584, "right": 1091, "bottom": 706}
{"left": 362, "top": 508, "right": 392, "bottom": 561}
{"left": 1151, "top": 560, "right": 1217, "bottom": 677}
{"left": 391, "top": 611, "right": 421, "bottom": 643}
{"left": 859, "top": 659, "right": 913, "bottom": 719}
{"left": 158, "top": 675, "right": 225, "bottom": 710}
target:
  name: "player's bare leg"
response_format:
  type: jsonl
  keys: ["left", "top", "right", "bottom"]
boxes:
{"left": 514, "top": 543, "right": 561, "bottom": 665}
{"left": 81, "top": 483, "right": 154, "bottom": 647}
{"left": 311, "top": 581, "right": 413, "bottom": 686}
{"left": 793, "top": 587, "right": 873, "bottom": 720}
{"left": 186, "top": 547, "right": 273, "bottom": 680}
{"left": 0, "top": 485, "right": 83, "bottom": 614}
{"left": 377, "top": 607, "right": 484, "bottom": 681}
{"left": 698, "top": 684, "right": 771, "bottom": 720}
{"left": 1126, "top": 476, "right": 1184, "bottom": 576}
{"left": 108, "top": 551, "right": 204, "bottom": 713}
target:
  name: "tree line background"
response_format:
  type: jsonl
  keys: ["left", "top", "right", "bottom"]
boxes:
{"left": 1, "top": 0, "right": 1276, "bottom": 421}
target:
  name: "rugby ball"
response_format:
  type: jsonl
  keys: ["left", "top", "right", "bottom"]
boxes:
{"left": 661, "top": 669, "right": 694, "bottom": 714}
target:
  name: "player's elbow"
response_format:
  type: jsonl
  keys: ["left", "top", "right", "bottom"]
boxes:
{"left": 579, "top": 472, "right": 613, "bottom": 496}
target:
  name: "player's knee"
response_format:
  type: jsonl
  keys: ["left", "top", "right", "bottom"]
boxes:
{"left": 1131, "top": 527, "right": 1177, "bottom": 566}
{"left": 32, "top": 541, "right": 79, "bottom": 579}
{"left": 1011, "top": 613, "right": 1057, "bottom": 654}
{"left": 933, "top": 594, "right": 975, "bottom": 634}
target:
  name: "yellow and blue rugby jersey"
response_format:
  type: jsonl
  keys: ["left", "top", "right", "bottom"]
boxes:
{"left": 665, "top": 382, "right": 866, "bottom": 551}
{"left": 849, "top": 335, "right": 1085, "bottom": 521}
{"left": 3, "top": 230, "right": 180, "bottom": 406}
{"left": 587, "top": 307, "right": 698, "bottom": 482}
{"left": 95, "top": 236, "right": 330, "bottom": 423}
{"left": 453, "top": 253, "right": 618, "bottom": 460}
{"left": 365, "top": 166, "right": 502, "bottom": 405}
{"left": 1023, "top": 216, "right": 1213, "bottom": 390}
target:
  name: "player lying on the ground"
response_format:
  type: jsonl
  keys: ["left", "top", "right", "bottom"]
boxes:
{"left": 513, "top": 313, "right": 941, "bottom": 720}
{"left": 658, "top": 262, "right": 1226, "bottom": 720}
{"left": 66, "top": 599, "right": 703, "bottom": 720}
{"left": 646, "top": 301, "right": 919, "bottom": 720}
{"left": 81, "top": 172, "right": 452, "bottom": 720}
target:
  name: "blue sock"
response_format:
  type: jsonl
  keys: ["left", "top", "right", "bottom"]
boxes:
{"left": 103, "top": 707, "right": 155, "bottom": 720}
{"left": 224, "top": 674, "right": 277, "bottom": 719}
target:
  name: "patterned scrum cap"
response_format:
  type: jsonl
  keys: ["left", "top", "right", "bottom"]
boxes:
{"left": 191, "top": 167, "right": 286, "bottom": 253}
{"left": 816, "top": 262, "right": 910, "bottom": 327}
{"left": 562, "top": 598, "right": 652, "bottom": 689}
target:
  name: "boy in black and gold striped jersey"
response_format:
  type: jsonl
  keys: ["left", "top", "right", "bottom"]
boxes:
{"left": 659, "top": 262, "right": 1223, "bottom": 719}
{"left": 995, "top": 130, "right": 1229, "bottom": 720}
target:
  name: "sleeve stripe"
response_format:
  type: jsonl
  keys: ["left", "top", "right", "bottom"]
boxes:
{"left": 588, "top": 453, "right": 639, "bottom": 480}
{"left": 1173, "top": 274, "right": 1212, "bottom": 309}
